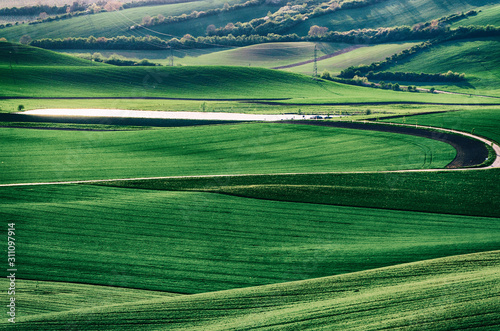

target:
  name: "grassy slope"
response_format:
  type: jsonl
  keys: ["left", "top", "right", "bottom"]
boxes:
{"left": 0, "top": 123, "right": 456, "bottom": 184}
{"left": 0, "top": 0, "right": 246, "bottom": 41}
{"left": 289, "top": 0, "right": 498, "bottom": 35}
{"left": 286, "top": 42, "right": 418, "bottom": 75}
{"left": 98, "top": 107, "right": 500, "bottom": 219}
{"left": 175, "top": 42, "right": 351, "bottom": 67}
{"left": 385, "top": 37, "right": 500, "bottom": 96}
{"left": 101, "top": 168, "right": 500, "bottom": 218}
{"left": 382, "top": 107, "right": 500, "bottom": 143}
{"left": 451, "top": 3, "right": 500, "bottom": 27}
{"left": 0, "top": 41, "right": 107, "bottom": 66}
{"left": 1, "top": 64, "right": 498, "bottom": 104}
{"left": 1, "top": 184, "right": 498, "bottom": 294}
{"left": 0, "top": 279, "right": 180, "bottom": 318}
{"left": 9, "top": 251, "right": 500, "bottom": 330}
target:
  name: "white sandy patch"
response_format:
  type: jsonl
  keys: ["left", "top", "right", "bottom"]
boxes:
{"left": 19, "top": 109, "right": 328, "bottom": 122}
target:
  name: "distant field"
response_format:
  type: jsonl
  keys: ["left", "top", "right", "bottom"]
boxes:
{"left": 0, "top": 0, "right": 245, "bottom": 41}
{"left": 9, "top": 251, "right": 499, "bottom": 330}
{"left": 0, "top": 0, "right": 160, "bottom": 8}
{"left": 286, "top": 42, "right": 418, "bottom": 75}
{"left": 0, "top": 41, "right": 108, "bottom": 66}
{"left": 385, "top": 37, "right": 500, "bottom": 96}
{"left": 1, "top": 185, "right": 498, "bottom": 294}
{"left": 0, "top": 123, "right": 456, "bottom": 184}
{"left": 451, "top": 4, "right": 500, "bottom": 27}
{"left": 174, "top": 42, "right": 351, "bottom": 67}
{"left": 288, "top": 0, "right": 498, "bottom": 35}
{"left": 382, "top": 107, "right": 500, "bottom": 144}
{"left": 0, "top": 278, "right": 179, "bottom": 318}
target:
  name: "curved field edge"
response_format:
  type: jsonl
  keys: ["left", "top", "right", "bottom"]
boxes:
{"left": 2, "top": 185, "right": 499, "bottom": 293}
{"left": 9, "top": 250, "right": 500, "bottom": 330}
{"left": 0, "top": 123, "right": 457, "bottom": 184}
{"left": 97, "top": 168, "right": 500, "bottom": 218}
{"left": 0, "top": 279, "right": 181, "bottom": 318}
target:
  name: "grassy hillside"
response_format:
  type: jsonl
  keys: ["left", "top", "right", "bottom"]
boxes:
{"left": 0, "top": 123, "right": 456, "bottom": 184}
{"left": 0, "top": 279, "right": 180, "bottom": 318}
{"left": 385, "top": 37, "right": 500, "bottom": 96}
{"left": 0, "top": 0, "right": 247, "bottom": 41}
{"left": 1, "top": 64, "right": 498, "bottom": 103}
{"left": 451, "top": 3, "right": 500, "bottom": 27}
{"left": 175, "top": 42, "right": 350, "bottom": 67}
{"left": 8, "top": 251, "right": 499, "bottom": 329}
{"left": 289, "top": 0, "right": 498, "bottom": 35}
{"left": 0, "top": 41, "right": 106, "bottom": 66}
{"left": 1, "top": 184, "right": 498, "bottom": 294}
{"left": 382, "top": 107, "right": 500, "bottom": 143}
{"left": 287, "top": 42, "right": 418, "bottom": 75}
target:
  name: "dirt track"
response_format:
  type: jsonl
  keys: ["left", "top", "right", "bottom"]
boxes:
{"left": 283, "top": 121, "right": 490, "bottom": 169}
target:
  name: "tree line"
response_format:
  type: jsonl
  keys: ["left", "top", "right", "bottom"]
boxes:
{"left": 28, "top": 24, "right": 499, "bottom": 51}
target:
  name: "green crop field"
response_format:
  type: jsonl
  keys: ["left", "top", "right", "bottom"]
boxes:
{"left": 1, "top": 184, "right": 498, "bottom": 294}
{"left": 451, "top": 4, "right": 500, "bottom": 27}
{"left": 385, "top": 37, "right": 500, "bottom": 97}
{"left": 382, "top": 107, "right": 500, "bottom": 143}
{"left": 0, "top": 123, "right": 456, "bottom": 184}
{"left": 5, "top": 250, "right": 499, "bottom": 329}
{"left": 1, "top": 0, "right": 499, "bottom": 328}
{"left": 3, "top": 63, "right": 498, "bottom": 104}
{"left": 288, "top": 0, "right": 498, "bottom": 35}
{"left": 0, "top": 42, "right": 108, "bottom": 66}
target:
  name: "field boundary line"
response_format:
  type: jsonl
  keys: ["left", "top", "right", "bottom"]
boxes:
{"left": 1, "top": 121, "right": 498, "bottom": 188}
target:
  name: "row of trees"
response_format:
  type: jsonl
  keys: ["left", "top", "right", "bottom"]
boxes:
{"left": 339, "top": 25, "right": 498, "bottom": 78}
{"left": 135, "top": 0, "right": 267, "bottom": 30}
{"left": 364, "top": 71, "right": 465, "bottom": 82}
{"left": 74, "top": 52, "right": 159, "bottom": 66}
{"left": 28, "top": 24, "right": 499, "bottom": 51}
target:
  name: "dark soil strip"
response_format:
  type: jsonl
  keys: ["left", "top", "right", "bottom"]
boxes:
{"left": 271, "top": 45, "right": 364, "bottom": 70}
{"left": 0, "top": 114, "right": 241, "bottom": 128}
{"left": 283, "top": 121, "right": 489, "bottom": 169}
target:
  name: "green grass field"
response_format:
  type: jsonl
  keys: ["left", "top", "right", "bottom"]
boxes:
{"left": 288, "top": 0, "right": 498, "bottom": 35}
{"left": 1, "top": 184, "right": 498, "bottom": 294}
{"left": 451, "top": 3, "right": 500, "bottom": 27}
{"left": 0, "top": 41, "right": 108, "bottom": 66}
{"left": 385, "top": 37, "right": 500, "bottom": 96}
{"left": 100, "top": 168, "right": 500, "bottom": 218}
{"left": 382, "top": 107, "right": 500, "bottom": 143}
{"left": 6, "top": 250, "right": 499, "bottom": 329}
{"left": 0, "top": 123, "right": 457, "bottom": 184}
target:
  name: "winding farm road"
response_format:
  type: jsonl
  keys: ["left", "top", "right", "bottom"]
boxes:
{"left": 0, "top": 111, "right": 498, "bottom": 188}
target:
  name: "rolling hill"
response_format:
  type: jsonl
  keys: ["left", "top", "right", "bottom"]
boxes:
{"left": 8, "top": 250, "right": 500, "bottom": 330}
{"left": 0, "top": 41, "right": 106, "bottom": 66}
{"left": 288, "top": 0, "right": 499, "bottom": 35}
{"left": 385, "top": 37, "right": 500, "bottom": 96}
